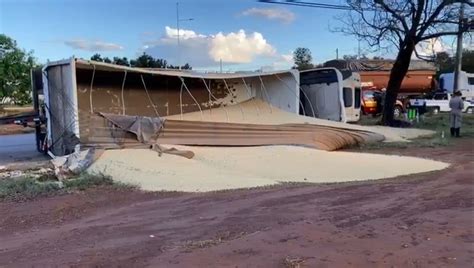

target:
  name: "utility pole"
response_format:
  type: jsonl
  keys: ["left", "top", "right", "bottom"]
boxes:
{"left": 176, "top": 2, "right": 180, "bottom": 70}
{"left": 176, "top": 2, "right": 193, "bottom": 70}
{"left": 220, "top": 59, "right": 223, "bottom": 73}
{"left": 453, "top": 3, "right": 464, "bottom": 91}
{"left": 336, "top": 48, "right": 339, "bottom": 60}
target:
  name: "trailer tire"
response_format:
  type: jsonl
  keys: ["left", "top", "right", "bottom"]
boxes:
{"left": 432, "top": 107, "right": 440, "bottom": 115}
{"left": 393, "top": 105, "right": 403, "bottom": 118}
{"left": 467, "top": 107, "right": 474, "bottom": 114}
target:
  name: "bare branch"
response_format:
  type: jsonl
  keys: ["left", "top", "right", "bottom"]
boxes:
{"left": 374, "top": 0, "right": 410, "bottom": 32}
{"left": 413, "top": 47, "right": 436, "bottom": 62}
{"left": 420, "top": 31, "right": 460, "bottom": 40}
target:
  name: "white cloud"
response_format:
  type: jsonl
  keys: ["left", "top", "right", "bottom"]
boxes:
{"left": 143, "top": 26, "right": 279, "bottom": 67}
{"left": 164, "top": 26, "right": 206, "bottom": 40}
{"left": 415, "top": 36, "right": 474, "bottom": 58}
{"left": 64, "top": 39, "right": 123, "bottom": 51}
{"left": 241, "top": 7, "right": 295, "bottom": 24}
{"left": 280, "top": 53, "right": 293, "bottom": 64}
{"left": 209, "top": 30, "right": 276, "bottom": 63}
{"left": 415, "top": 38, "right": 447, "bottom": 58}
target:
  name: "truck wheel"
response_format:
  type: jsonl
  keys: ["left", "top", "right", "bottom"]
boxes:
{"left": 393, "top": 105, "right": 403, "bottom": 118}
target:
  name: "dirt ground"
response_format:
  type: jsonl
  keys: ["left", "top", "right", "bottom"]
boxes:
{"left": 0, "top": 124, "right": 34, "bottom": 135}
{"left": 1, "top": 140, "right": 473, "bottom": 267}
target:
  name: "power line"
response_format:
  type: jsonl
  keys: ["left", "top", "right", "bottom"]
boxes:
{"left": 258, "top": 0, "right": 352, "bottom": 10}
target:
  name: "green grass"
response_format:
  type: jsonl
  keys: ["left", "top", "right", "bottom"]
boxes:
{"left": 415, "top": 113, "right": 474, "bottom": 137}
{"left": 0, "top": 177, "right": 60, "bottom": 200}
{"left": 357, "top": 113, "right": 474, "bottom": 150}
{"left": 0, "top": 173, "right": 135, "bottom": 201}
{"left": 63, "top": 173, "right": 115, "bottom": 190}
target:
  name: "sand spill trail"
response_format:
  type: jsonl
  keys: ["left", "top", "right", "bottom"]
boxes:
{"left": 89, "top": 145, "right": 449, "bottom": 192}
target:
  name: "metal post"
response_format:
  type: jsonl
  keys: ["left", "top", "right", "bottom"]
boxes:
{"left": 176, "top": 2, "right": 193, "bottom": 70}
{"left": 176, "top": 2, "right": 180, "bottom": 70}
{"left": 453, "top": 3, "right": 464, "bottom": 91}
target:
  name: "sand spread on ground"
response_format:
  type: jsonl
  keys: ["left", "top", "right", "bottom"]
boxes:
{"left": 165, "top": 99, "right": 433, "bottom": 142}
{"left": 89, "top": 145, "right": 449, "bottom": 192}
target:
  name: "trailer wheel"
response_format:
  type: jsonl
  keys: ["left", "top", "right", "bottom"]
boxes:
{"left": 393, "top": 105, "right": 403, "bottom": 118}
{"left": 467, "top": 107, "right": 474, "bottom": 114}
{"left": 432, "top": 107, "right": 440, "bottom": 115}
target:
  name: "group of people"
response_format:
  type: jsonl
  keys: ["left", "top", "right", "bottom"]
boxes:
{"left": 373, "top": 87, "right": 465, "bottom": 138}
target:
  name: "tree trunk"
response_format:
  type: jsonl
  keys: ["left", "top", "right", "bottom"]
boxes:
{"left": 382, "top": 41, "right": 415, "bottom": 126}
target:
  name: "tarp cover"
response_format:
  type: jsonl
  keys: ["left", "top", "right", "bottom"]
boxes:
{"left": 99, "top": 112, "right": 165, "bottom": 143}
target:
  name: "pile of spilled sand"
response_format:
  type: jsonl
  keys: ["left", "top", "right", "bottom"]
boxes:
{"left": 89, "top": 145, "right": 449, "bottom": 192}
{"left": 165, "top": 99, "right": 434, "bottom": 142}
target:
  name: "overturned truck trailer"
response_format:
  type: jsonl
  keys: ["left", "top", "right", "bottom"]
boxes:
{"left": 42, "top": 58, "right": 383, "bottom": 157}
{"left": 42, "top": 58, "right": 303, "bottom": 156}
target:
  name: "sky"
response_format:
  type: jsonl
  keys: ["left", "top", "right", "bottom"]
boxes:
{"left": 0, "top": 0, "right": 468, "bottom": 71}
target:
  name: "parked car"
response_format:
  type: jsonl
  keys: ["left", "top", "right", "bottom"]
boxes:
{"left": 361, "top": 89, "right": 404, "bottom": 117}
{"left": 410, "top": 92, "right": 474, "bottom": 114}
{"left": 361, "top": 90, "right": 377, "bottom": 115}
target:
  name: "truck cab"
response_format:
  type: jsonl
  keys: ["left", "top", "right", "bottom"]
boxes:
{"left": 300, "top": 68, "right": 361, "bottom": 123}
{"left": 439, "top": 71, "right": 474, "bottom": 101}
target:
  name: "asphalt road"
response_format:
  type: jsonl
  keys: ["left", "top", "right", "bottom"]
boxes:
{"left": 0, "top": 133, "right": 46, "bottom": 167}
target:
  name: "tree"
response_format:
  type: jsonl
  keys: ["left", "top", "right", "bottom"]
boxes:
{"left": 434, "top": 51, "right": 455, "bottom": 76}
{"left": 339, "top": 0, "right": 472, "bottom": 126}
{"left": 462, "top": 49, "right": 474, "bottom": 73}
{"left": 90, "top": 53, "right": 103, "bottom": 62}
{"left": 112, "top": 57, "right": 129, "bottom": 66}
{"left": 131, "top": 53, "right": 158, "bottom": 68}
{"left": 434, "top": 49, "right": 474, "bottom": 77}
{"left": 0, "top": 34, "right": 36, "bottom": 105}
{"left": 293, "top": 47, "right": 314, "bottom": 70}
{"left": 91, "top": 52, "right": 192, "bottom": 69}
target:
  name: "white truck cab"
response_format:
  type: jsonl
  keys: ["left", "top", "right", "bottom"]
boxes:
{"left": 439, "top": 72, "right": 474, "bottom": 101}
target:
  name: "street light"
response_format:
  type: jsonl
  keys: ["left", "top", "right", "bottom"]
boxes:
{"left": 176, "top": 2, "right": 194, "bottom": 70}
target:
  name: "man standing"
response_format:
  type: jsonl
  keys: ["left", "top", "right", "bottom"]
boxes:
{"left": 449, "top": 90, "right": 464, "bottom": 137}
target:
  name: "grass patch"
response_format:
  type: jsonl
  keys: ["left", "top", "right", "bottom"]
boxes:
{"left": 0, "top": 173, "right": 135, "bottom": 201}
{"left": 63, "top": 173, "right": 114, "bottom": 190}
{"left": 0, "top": 177, "right": 60, "bottom": 201}
{"left": 357, "top": 113, "right": 474, "bottom": 150}
{"left": 415, "top": 113, "right": 474, "bottom": 137}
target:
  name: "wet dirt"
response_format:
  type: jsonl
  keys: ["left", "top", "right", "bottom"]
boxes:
{"left": 0, "top": 139, "right": 473, "bottom": 267}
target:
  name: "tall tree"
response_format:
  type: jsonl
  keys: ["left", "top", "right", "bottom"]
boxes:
{"left": 131, "top": 53, "right": 157, "bottom": 68}
{"left": 293, "top": 47, "right": 314, "bottom": 70}
{"left": 434, "top": 50, "right": 474, "bottom": 77}
{"left": 0, "top": 34, "right": 36, "bottom": 105}
{"left": 90, "top": 53, "right": 103, "bottom": 62}
{"left": 92, "top": 52, "right": 192, "bottom": 69}
{"left": 113, "top": 57, "right": 129, "bottom": 66}
{"left": 339, "top": 0, "right": 472, "bottom": 125}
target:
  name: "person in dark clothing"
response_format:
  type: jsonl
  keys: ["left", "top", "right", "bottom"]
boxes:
{"left": 449, "top": 90, "right": 464, "bottom": 137}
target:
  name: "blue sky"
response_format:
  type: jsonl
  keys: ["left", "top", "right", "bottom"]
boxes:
{"left": 1, "top": 0, "right": 386, "bottom": 70}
